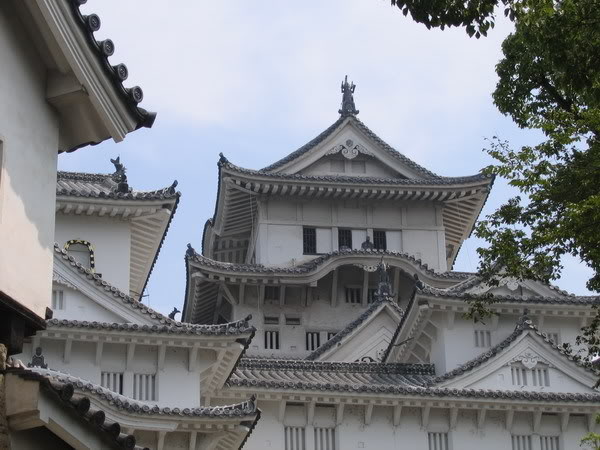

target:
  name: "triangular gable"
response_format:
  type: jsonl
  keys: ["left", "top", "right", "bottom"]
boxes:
{"left": 432, "top": 317, "right": 599, "bottom": 394}
{"left": 53, "top": 245, "right": 178, "bottom": 326}
{"left": 453, "top": 275, "right": 572, "bottom": 299}
{"left": 306, "top": 298, "right": 403, "bottom": 362}
{"left": 263, "top": 116, "right": 438, "bottom": 180}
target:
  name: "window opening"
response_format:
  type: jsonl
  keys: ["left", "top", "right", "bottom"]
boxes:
{"left": 303, "top": 227, "right": 317, "bottom": 254}
{"left": 264, "top": 330, "right": 280, "bottom": 350}
{"left": 306, "top": 332, "right": 321, "bottom": 351}
{"left": 52, "top": 290, "right": 65, "bottom": 310}
{"left": 345, "top": 287, "right": 361, "bottom": 304}
{"left": 101, "top": 371, "right": 123, "bottom": 395}
{"left": 338, "top": 229, "right": 352, "bottom": 250}
{"left": 373, "top": 230, "right": 387, "bottom": 251}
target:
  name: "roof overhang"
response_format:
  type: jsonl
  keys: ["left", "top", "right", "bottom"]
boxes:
{"left": 14, "top": 0, "right": 155, "bottom": 152}
{"left": 56, "top": 194, "right": 179, "bottom": 299}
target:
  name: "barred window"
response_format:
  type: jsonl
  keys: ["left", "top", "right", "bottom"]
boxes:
{"left": 540, "top": 436, "right": 560, "bottom": 450}
{"left": 133, "top": 373, "right": 156, "bottom": 401}
{"left": 345, "top": 287, "right": 361, "bottom": 304}
{"left": 474, "top": 330, "right": 491, "bottom": 348}
{"left": 265, "top": 286, "right": 280, "bottom": 301}
{"left": 303, "top": 227, "right": 317, "bottom": 254}
{"left": 306, "top": 332, "right": 321, "bottom": 351}
{"left": 428, "top": 432, "right": 449, "bottom": 450}
{"left": 285, "top": 426, "right": 306, "bottom": 450}
{"left": 373, "top": 230, "right": 387, "bottom": 250}
{"left": 264, "top": 330, "right": 280, "bottom": 350}
{"left": 264, "top": 316, "right": 280, "bottom": 325}
{"left": 511, "top": 365, "right": 549, "bottom": 387}
{"left": 512, "top": 435, "right": 533, "bottom": 450}
{"left": 101, "top": 371, "right": 123, "bottom": 395}
{"left": 286, "top": 316, "right": 301, "bottom": 326}
{"left": 367, "top": 288, "right": 378, "bottom": 304}
{"left": 314, "top": 427, "right": 336, "bottom": 450}
{"left": 338, "top": 229, "right": 352, "bottom": 249}
{"left": 52, "top": 290, "right": 65, "bottom": 310}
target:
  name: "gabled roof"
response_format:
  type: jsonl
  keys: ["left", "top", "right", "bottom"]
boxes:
{"left": 306, "top": 296, "right": 403, "bottom": 361}
{"left": 6, "top": 367, "right": 148, "bottom": 450}
{"left": 261, "top": 115, "right": 438, "bottom": 178}
{"left": 53, "top": 244, "right": 255, "bottom": 337}
{"left": 56, "top": 170, "right": 180, "bottom": 299}
{"left": 429, "top": 315, "right": 599, "bottom": 387}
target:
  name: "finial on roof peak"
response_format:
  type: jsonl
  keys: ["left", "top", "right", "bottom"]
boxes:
{"left": 186, "top": 243, "right": 196, "bottom": 257}
{"left": 218, "top": 152, "right": 229, "bottom": 166}
{"left": 339, "top": 75, "right": 359, "bottom": 116}
{"left": 110, "top": 156, "right": 130, "bottom": 193}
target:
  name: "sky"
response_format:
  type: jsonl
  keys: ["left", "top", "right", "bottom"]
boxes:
{"left": 58, "top": 1, "right": 594, "bottom": 315}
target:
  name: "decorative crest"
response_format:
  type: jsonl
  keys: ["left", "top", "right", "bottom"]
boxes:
{"left": 110, "top": 156, "right": 130, "bottom": 193}
{"left": 168, "top": 307, "right": 180, "bottom": 320}
{"left": 339, "top": 75, "right": 359, "bottom": 116}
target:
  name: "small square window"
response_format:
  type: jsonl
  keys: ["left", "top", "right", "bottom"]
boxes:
{"left": 101, "top": 371, "right": 124, "bottom": 395}
{"left": 286, "top": 316, "right": 301, "bottom": 326}
{"left": 474, "top": 330, "right": 491, "bottom": 347}
{"left": 303, "top": 227, "right": 317, "bottom": 254}
{"left": 264, "top": 316, "right": 280, "bottom": 325}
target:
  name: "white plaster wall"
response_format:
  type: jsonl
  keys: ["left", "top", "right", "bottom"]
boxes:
{"left": 51, "top": 285, "right": 125, "bottom": 323}
{"left": 256, "top": 198, "right": 443, "bottom": 269}
{"left": 301, "top": 155, "right": 400, "bottom": 179}
{"left": 55, "top": 214, "right": 131, "bottom": 292}
{"left": 242, "top": 402, "right": 588, "bottom": 450}
{"left": 0, "top": 3, "right": 59, "bottom": 319}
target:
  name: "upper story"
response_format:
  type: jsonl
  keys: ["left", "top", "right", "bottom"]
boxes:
{"left": 0, "top": 0, "right": 154, "bottom": 352}
{"left": 55, "top": 160, "right": 179, "bottom": 298}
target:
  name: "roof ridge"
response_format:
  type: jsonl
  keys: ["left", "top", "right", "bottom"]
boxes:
{"left": 54, "top": 244, "right": 254, "bottom": 331}
{"left": 429, "top": 315, "right": 598, "bottom": 386}
{"left": 27, "top": 367, "right": 258, "bottom": 417}
{"left": 305, "top": 296, "right": 403, "bottom": 361}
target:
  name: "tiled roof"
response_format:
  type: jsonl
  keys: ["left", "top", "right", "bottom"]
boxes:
{"left": 228, "top": 357, "right": 600, "bottom": 402}
{"left": 65, "top": 0, "right": 155, "bottom": 151}
{"left": 56, "top": 171, "right": 179, "bottom": 201}
{"left": 224, "top": 160, "right": 491, "bottom": 186}
{"left": 28, "top": 368, "right": 259, "bottom": 419}
{"left": 187, "top": 246, "right": 471, "bottom": 280}
{"left": 306, "top": 296, "right": 403, "bottom": 360}
{"left": 53, "top": 244, "right": 255, "bottom": 336}
{"left": 7, "top": 367, "right": 148, "bottom": 450}
{"left": 429, "top": 315, "right": 599, "bottom": 386}
{"left": 261, "top": 115, "right": 439, "bottom": 179}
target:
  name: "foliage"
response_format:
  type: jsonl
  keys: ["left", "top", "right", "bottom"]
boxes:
{"left": 581, "top": 415, "right": 600, "bottom": 449}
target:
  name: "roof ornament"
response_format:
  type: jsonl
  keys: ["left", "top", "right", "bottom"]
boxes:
{"left": 376, "top": 258, "right": 392, "bottom": 299}
{"left": 110, "top": 156, "right": 130, "bottom": 193}
{"left": 168, "top": 180, "right": 178, "bottom": 195}
{"left": 168, "top": 307, "right": 180, "bottom": 320}
{"left": 186, "top": 243, "right": 196, "bottom": 257}
{"left": 218, "top": 152, "right": 229, "bottom": 166}
{"left": 28, "top": 347, "right": 48, "bottom": 369}
{"left": 339, "top": 75, "right": 359, "bottom": 116}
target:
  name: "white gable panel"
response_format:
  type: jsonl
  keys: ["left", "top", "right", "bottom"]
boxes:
{"left": 322, "top": 307, "right": 399, "bottom": 362}
{"left": 51, "top": 284, "right": 125, "bottom": 323}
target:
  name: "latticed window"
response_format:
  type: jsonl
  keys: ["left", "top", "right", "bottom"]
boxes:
{"left": 133, "top": 373, "right": 156, "bottom": 401}
{"left": 511, "top": 365, "right": 550, "bottom": 387}
{"left": 539, "top": 436, "right": 560, "bottom": 450}
{"left": 284, "top": 426, "right": 306, "bottom": 450}
{"left": 373, "top": 230, "right": 387, "bottom": 250}
{"left": 303, "top": 227, "right": 317, "bottom": 254}
{"left": 101, "top": 371, "right": 123, "bottom": 395}
{"left": 338, "top": 229, "right": 352, "bottom": 249}
{"left": 427, "top": 432, "right": 449, "bottom": 450}
{"left": 314, "top": 427, "right": 336, "bottom": 450}
{"left": 345, "top": 287, "right": 361, "bottom": 304}
{"left": 264, "top": 330, "right": 280, "bottom": 350}
{"left": 512, "top": 435, "right": 532, "bottom": 450}
{"left": 52, "top": 290, "right": 65, "bottom": 310}
{"left": 474, "top": 330, "right": 491, "bottom": 347}
{"left": 306, "top": 332, "right": 321, "bottom": 351}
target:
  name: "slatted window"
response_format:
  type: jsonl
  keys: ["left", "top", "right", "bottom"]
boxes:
{"left": 264, "top": 330, "right": 280, "bottom": 350}
{"left": 265, "top": 286, "right": 280, "bottom": 301}
{"left": 474, "top": 330, "right": 491, "bottom": 347}
{"left": 284, "top": 426, "right": 306, "bottom": 450}
{"left": 345, "top": 287, "right": 361, "bottom": 304}
{"left": 52, "top": 290, "right": 65, "bottom": 310}
{"left": 314, "top": 427, "right": 335, "bottom": 450}
{"left": 264, "top": 316, "right": 280, "bottom": 325}
{"left": 338, "top": 229, "right": 352, "bottom": 250}
{"left": 540, "top": 436, "right": 560, "bottom": 450}
{"left": 101, "top": 371, "right": 123, "bottom": 395}
{"left": 327, "top": 331, "right": 338, "bottom": 340}
{"left": 367, "top": 288, "right": 378, "bottom": 303}
{"left": 303, "top": 227, "right": 317, "bottom": 254}
{"left": 133, "top": 373, "right": 156, "bottom": 401}
{"left": 373, "top": 230, "right": 387, "bottom": 251}
{"left": 306, "top": 332, "right": 321, "bottom": 351}
{"left": 427, "top": 432, "right": 449, "bottom": 450}
{"left": 511, "top": 435, "right": 533, "bottom": 450}
{"left": 286, "top": 316, "right": 301, "bottom": 326}
{"left": 511, "top": 365, "right": 549, "bottom": 387}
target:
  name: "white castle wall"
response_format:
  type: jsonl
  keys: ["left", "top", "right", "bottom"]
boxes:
{"left": 55, "top": 214, "right": 131, "bottom": 293}
{"left": 255, "top": 198, "right": 446, "bottom": 271}
{"left": 0, "top": 2, "right": 60, "bottom": 319}
{"left": 242, "top": 402, "right": 588, "bottom": 450}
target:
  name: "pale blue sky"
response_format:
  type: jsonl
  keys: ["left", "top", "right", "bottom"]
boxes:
{"left": 58, "top": 1, "right": 594, "bottom": 315}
